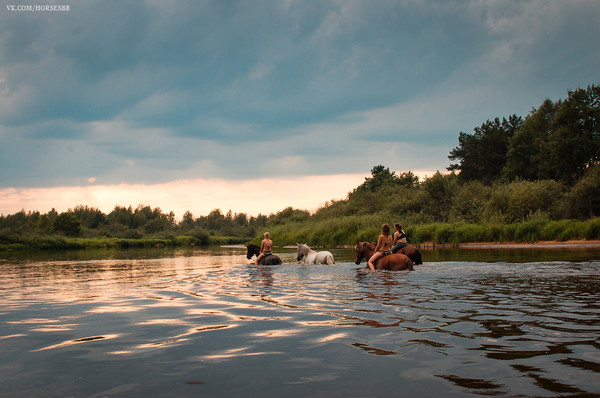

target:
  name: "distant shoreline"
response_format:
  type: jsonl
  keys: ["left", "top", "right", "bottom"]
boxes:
{"left": 4, "top": 239, "right": 600, "bottom": 253}
{"left": 433, "top": 240, "right": 600, "bottom": 250}
{"left": 283, "top": 240, "right": 600, "bottom": 250}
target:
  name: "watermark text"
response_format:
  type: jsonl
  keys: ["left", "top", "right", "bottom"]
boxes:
{"left": 6, "top": 4, "right": 70, "bottom": 12}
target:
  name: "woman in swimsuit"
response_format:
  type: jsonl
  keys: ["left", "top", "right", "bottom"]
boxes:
{"left": 255, "top": 232, "right": 273, "bottom": 265}
{"left": 368, "top": 223, "right": 393, "bottom": 270}
{"left": 391, "top": 223, "right": 408, "bottom": 254}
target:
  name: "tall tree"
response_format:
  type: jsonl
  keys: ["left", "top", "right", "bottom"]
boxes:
{"left": 179, "top": 211, "right": 196, "bottom": 231}
{"left": 54, "top": 212, "right": 82, "bottom": 237}
{"left": 549, "top": 85, "right": 600, "bottom": 184}
{"left": 448, "top": 116, "right": 522, "bottom": 183}
{"left": 503, "top": 99, "right": 558, "bottom": 181}
{"left": 503, "top": 85, "right": 600, "bottom": 184}
{"left": 351, "top": 165, "right": 418, "bottom": 196}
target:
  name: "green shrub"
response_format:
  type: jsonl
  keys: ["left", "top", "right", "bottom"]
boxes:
{"left": 585, "top": 218, "right": 600, "bottom": 240}
{"left": 453, "top": 223, "right": 493, "bottom": 243}
{"left": 410, "top": 224, "right": 436, "bottom": 243}
{"left": 450, "top": 181, "right": 491, "bottom": 223}
{"left": 434, "top": 224, "right": 455, "bottom": 244}
{"left": 190, "top": 228, "right": 211, "bottom": 246}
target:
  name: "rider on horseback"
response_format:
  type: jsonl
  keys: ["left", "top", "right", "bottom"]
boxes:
{"left": 255, "top": 232, "right": 273, "bottom": 265}
{"left": 391, "top": 223, "right": 408, "bottom": 253}
{"left": 368, "top": 224, "right": 394, "bottom": 270}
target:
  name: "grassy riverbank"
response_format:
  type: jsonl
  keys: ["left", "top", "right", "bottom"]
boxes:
{"left": 3, "top": 212, "right": 599, "bottom": 252}
{"left": 257, "top": 214, "right": 600, "bottom": 247}
{"left": 2, "top": 217, "right": 599, "bottom": 252}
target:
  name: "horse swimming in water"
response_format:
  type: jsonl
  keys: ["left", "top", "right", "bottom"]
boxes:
{"left": 354, "top": 241, "right": 413, "bottom": 271}
{"left": 296, "top": 244, "right": 335, "bottom": 265}
{"left": 246, "top": 244, "right": 282, "bottom": 265}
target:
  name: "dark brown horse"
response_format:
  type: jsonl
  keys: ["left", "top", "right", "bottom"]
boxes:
{"left": 354, "top": 241, "right": 413, "bottom": 271}
{"left": 246, "top": 244, "right": 282, "bottom": 265}
{"left": 394, "top": 244, "right": 423, "bottom": 265}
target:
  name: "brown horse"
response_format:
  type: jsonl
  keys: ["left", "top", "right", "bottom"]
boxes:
{"left": 354, "top": 241, "right": 413, "bottom": 271}
{"left": 394, "top": 244, "right": 423, "bottom": 265}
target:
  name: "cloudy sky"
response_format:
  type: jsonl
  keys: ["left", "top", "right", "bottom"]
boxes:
{"left": 1, "top": 0, "right": 599, "bottom": 218}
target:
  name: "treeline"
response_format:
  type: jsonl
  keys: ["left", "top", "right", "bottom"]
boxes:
{"left": 258, "top": 85, "right": 600, "bottom": 246}
{"left": 449, "top": 85, "right": 600, "bottom": 185}
{"left": 0, "top": 205, "right": 267, "bottom": 250}
{"left": 259, "top": 166, "right": 600, "bottom": 246}
{"left": 1, "top": 85, "right": 599, "bottom": 250}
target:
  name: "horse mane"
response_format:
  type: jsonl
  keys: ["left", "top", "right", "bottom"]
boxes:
{"left": 359, "top": 241, "right": 375, "bottom": 250}
{"left": 248, "top": 243, "right": 260, "bottom": 249}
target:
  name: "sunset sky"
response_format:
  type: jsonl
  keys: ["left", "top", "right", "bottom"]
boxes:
{"left": 1, "top": 1, "right": 599, "bottom": 218}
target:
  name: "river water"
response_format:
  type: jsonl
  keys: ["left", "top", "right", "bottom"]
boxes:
{"left": 1, "top": 246, "right": 599, "bottom": 397}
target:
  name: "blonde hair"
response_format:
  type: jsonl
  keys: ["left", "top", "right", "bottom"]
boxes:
{"left": 264, "top": 232, "right": 270, "bottom": 239}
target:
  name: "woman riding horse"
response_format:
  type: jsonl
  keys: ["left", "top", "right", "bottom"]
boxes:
{"left": 246, "top": 243, "right": 282, "bottom": 265}
{"left": 355, "top": 241, "right": 413, "bottom": 271}
{"left": 389, "top": 223, "right": 423, "bottom": 264}
{"left": 368, "top": 224, "right": 394, "bottom": 270}
{"left": 391, "top": 223, "right": 408, "bottom": 253}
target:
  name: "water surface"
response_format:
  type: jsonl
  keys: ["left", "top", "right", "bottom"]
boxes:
{"left": 1, "top": 247, "right": 599, "bottom": 397}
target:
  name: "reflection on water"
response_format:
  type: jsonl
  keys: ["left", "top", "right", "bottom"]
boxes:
{"left": 0, "top": 247, "right": 599, "bottom": 397}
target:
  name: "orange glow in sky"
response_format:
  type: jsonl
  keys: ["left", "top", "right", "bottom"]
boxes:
{"left": 0, "top": 170, "right": 436, "bottom": 218}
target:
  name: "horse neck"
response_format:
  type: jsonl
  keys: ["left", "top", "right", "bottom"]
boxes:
{"left": 300, "top": 245, "right": 313, "bottom": 254}
{"left": 363, "top": 243, "right": 375, "bottom": 259}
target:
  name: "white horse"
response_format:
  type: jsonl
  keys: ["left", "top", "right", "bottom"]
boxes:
{"left": 296, "top": 243, "right": 335, "bottom": 265}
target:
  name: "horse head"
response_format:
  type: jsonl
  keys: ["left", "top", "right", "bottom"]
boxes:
{"left": 296, "top": 243, "right": 307, "bottom": 261}
{"left": 354, "top": 241, "right": 374, "bottom": 264}
{"left": 246, "top": 244, "right": 259, "bottom": 259}
{"left": 354, "top": 241, "right": 365, "bottom": 264}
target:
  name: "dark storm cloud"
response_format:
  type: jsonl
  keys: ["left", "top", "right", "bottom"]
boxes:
{"left": 0, "top": 0, "right": 598, "bottom": 187}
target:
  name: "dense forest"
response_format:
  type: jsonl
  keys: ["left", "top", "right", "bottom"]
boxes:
{"left": 1, "top": 85, "right": 599, "bottom": 250}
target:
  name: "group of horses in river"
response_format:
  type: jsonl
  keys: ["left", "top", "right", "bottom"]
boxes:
{"left": 246, "top": 241, "right": 422, "bottom": 271}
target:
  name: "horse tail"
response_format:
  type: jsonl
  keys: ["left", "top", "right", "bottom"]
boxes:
{"left": 413, "top": 248, "right": 423, "bottom": 265}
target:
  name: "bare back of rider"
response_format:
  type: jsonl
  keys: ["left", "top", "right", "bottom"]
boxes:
{"left": 368, "top": 234, "right": 393, "bottom": 270}
{"left": 261, "top": 239, "right": 273, "bottom": 255}
{"left": 255, "top": 235, "right": 273, "bottom": 265}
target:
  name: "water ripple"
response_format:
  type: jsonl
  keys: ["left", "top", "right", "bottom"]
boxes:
{"left": 1, "top": 251, "right": 599, "bottom": 397}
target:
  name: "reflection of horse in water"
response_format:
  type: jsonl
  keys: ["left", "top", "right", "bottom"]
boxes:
{"left": 296, "top": 244, "right": 335, "bottom": 265}
{"left": 355, "top": 241, "right": 413, "bottom": 271}
{"left": 246, "top": 244, "right": 282, "bottom": 265}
